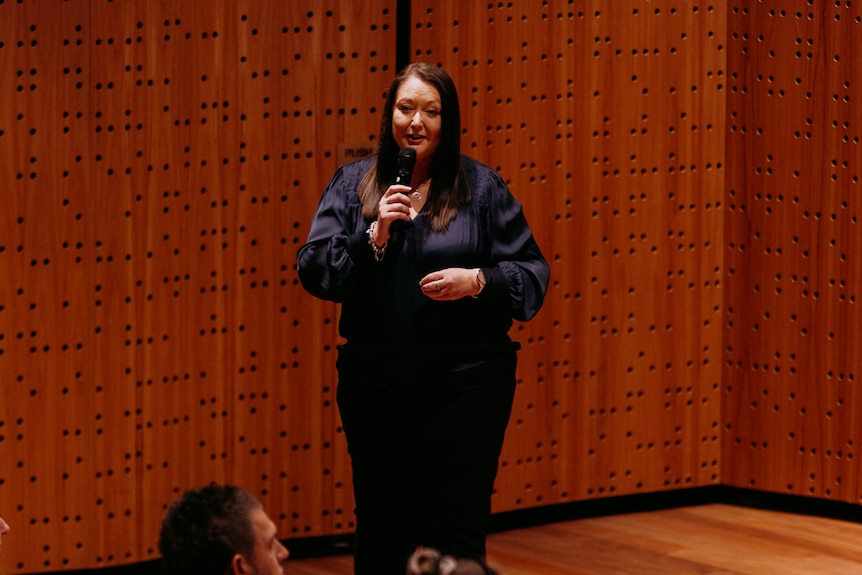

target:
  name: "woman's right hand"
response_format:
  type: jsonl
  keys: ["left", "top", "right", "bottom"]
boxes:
{"left": 373, "top": 185, "right": 412, "bottom": 244}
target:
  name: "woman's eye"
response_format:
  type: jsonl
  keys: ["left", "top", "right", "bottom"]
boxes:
{"left": 425, "top": 109, "right": 439, "bottom": 117}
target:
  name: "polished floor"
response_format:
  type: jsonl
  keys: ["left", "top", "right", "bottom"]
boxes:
{"left": 286, "top": 503, "right": 862, "bottom": 574}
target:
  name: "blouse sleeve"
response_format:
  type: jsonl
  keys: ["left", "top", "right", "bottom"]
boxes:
{"left": 295, "top": 165, "right": 372, "bottom": 303}
{"left": 480, "top": 170, "right": 550, "bottom": 322}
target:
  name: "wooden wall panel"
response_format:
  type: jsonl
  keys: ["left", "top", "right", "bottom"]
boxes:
{"left": 411, "top": 1, "right": 727, "bottom": 512}
{"left": 0, "top": 2, "right": 97, "bottom": 571}
{"left": 0, "top": 1, "right": 393, "bottom": 572}
{"left": 723, "top": 2, "right": 862, "bottom": 502}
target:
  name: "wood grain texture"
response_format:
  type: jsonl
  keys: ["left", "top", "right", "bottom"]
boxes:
{"left": 0, "top": 1, "right": 392, "bottom": 571}
{"left": 722, "top": 1, "right": 862, "bottom": 502}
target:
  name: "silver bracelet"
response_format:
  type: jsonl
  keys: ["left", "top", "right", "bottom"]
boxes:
{"left": 366, "top": 221, "right": 387, "bottom": 262}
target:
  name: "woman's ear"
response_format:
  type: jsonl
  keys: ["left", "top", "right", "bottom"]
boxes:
{"left": 229, "top": 553, "right": 251, "bottom": 575}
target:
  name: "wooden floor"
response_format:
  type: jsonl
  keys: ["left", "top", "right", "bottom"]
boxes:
{"left": 285, "top": 504, "right": 862, "bottom": 574}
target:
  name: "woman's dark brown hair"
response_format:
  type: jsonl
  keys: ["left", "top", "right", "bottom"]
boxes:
{"left": 358, "top": 62, "right": 469, "bottom": 233}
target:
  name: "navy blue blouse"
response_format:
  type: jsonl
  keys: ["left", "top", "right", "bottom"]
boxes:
{"left": 297, "top": 155, "right": 549, "bottom": 380}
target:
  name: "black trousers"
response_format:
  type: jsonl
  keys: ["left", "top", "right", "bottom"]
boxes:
{"left": 336, "top": 351, "right": 517, "bottom": 575}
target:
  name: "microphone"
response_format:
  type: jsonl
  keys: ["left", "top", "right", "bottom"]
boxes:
{"left": 394, "top": 147, "right": 416, "bottom": 188}
{"left": 389, "top": 148, "right": 417, "bottom": 238}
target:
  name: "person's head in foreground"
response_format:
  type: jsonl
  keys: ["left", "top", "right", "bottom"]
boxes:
{"left": 0, "top": 515, "right": 9, "bottom": 554}
{"left": 406, "top": 547, "right": 498, "bottom": 575}
{"left": 158, "top": 484, "right": 289, "bottom": 575}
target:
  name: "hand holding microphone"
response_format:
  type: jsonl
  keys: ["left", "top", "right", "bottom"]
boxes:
{"left": 374, "top": 148, "right": 416, "bottom": 244}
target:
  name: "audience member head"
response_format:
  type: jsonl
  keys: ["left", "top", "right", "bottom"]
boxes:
{"left": 0, "top": 515, "right": 9, "bottom": 554}
{"left": 158, "top": 484, "right": 288, "bottom": 575}
{"left": 406, "top": 547, "right": 497, "bottom": 575}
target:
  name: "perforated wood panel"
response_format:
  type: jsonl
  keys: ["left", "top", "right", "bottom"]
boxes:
{"left": 411, "top": 1, "right": 727, "bottom": 511}
{"left": 0, "top": 2, "right": 393, "bottom": 572}
{"left": 723, "top": 2, "right": 862, "bottom": 502}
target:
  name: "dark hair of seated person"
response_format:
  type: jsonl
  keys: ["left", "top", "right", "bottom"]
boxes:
{"left": 158, "top": 484, "right": 260, "bottom": 575}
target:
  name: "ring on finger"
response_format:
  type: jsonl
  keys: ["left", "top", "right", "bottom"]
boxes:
{"left": 436, "top": 280, "right": 442, "bottom": 291}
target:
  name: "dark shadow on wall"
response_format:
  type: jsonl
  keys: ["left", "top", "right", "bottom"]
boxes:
{"left": 396, "top": 0, "right": 411, "bottom": 72}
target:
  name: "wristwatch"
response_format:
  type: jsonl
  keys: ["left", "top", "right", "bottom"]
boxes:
{"left": 473, "top": 268, "right": 486, "bottom": 298}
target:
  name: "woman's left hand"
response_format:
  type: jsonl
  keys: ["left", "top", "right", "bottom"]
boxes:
{"left": 419, "top": 268, "right": 480, "bottom": 301}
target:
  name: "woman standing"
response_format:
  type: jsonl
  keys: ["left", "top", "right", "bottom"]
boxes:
{"left": 297, "top": 63, "right": 549, "bottom": 574}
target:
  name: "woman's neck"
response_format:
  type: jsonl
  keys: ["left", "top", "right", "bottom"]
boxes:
{"left": 411, "top": 159, "right": 431, "bottom": 188}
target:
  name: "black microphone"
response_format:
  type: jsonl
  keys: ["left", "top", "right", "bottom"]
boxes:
{"left": 394, "top": 147, "right": 416, "bottom": 188}
{"left": 389, "top": 148, "right": 417, "bottom": 238}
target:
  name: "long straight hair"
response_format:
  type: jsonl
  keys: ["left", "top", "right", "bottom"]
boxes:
{"left": 358, "top": 63, "right": 470, "bottom": 232}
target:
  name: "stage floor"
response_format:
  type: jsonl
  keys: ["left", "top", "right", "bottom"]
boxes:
{"left": 287, "top": 503, "right": 862, "bottom": 574}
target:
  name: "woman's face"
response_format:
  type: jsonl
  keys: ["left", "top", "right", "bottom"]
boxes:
{"left": 391, "top": 75, "right": 442, "bottom": 168}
